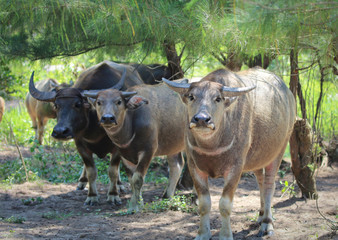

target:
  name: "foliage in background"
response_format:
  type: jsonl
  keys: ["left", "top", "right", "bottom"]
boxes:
{"left": 0, "top": 59, "right": 24, "bottom": 98}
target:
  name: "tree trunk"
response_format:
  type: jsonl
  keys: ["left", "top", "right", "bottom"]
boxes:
{"left": 212, "top": 51, "right": 242, "bottom": 71}
{"left": 246, "top": 53, "right": 274, "bottom": 69}
{"left": 290, "top": 119, "right": 318, "bottom": 199}
{"left": 289, "top": 49, "right": 318, "bottom": 199}
{"left": 163, "top": 41, "right": 184, "bottom": 80}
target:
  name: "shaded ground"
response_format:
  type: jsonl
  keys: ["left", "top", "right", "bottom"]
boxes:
{"left": 0, "top": 146, "right": 337, "bottom": 240}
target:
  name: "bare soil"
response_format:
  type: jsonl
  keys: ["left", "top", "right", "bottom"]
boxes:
{"left": 0, "top": 146, "right": 337, "bottom": 240}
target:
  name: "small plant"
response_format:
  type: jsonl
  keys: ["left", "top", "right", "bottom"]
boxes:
{"left": 143, "top": 193, "right": 197, "bottom": 213}
{"left": 280, "top": 180, "right": 296, "bottom": 198}
{"left": 247, "top": 212, "right": 259, "bottom": 222}
{"left": 42, "top": 211, "right": 73, "bottom": 220}
{"left": 3, "top": 216, "right": 25, "bottom": 224}
{"left": 278, "top": 169, "right": 286, "bottom": 178}
{"left": 22, "top": 197, "right": 44, "bottom": 205}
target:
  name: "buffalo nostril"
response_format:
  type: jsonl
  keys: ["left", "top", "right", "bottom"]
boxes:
{"left": 193, "top": 115, "right": 211, "bottom": 123}
{"left": 62, "top": 128, "right": 70, "bottom": 135}
{"left": 52, "top": 126, "right": 72, "bottom": 138}
{"left": 101, "top": 114, "right": 115, "bottom": 123}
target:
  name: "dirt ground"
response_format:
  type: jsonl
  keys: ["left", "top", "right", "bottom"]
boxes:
{"left": 0, "top": 145, "right": 337, "bottom": 240}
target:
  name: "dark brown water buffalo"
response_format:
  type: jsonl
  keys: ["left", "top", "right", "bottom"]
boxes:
{"left": 0, "top": 96, "right": 4, "bottom": 123}
{"left": 25, "top": 79, "right": 73, "bottom": 144}
{"left": 29, "top": 61, "right": 144, "bottom": 205}
{"left": 163, "top": 67, "right": 296, "bottom": 239}
{"left": 84, "top": 81, "right": 187, "bottom": 211}
{"left": 130, "top": 63, "right": 172, "bottom": 85}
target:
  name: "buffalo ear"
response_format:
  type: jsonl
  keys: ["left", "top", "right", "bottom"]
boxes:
{"left": 126, "top": 95, "right": 148, "bottom": 110}
{"left": 224, "top": 97, "right": 237, "bottom": 108}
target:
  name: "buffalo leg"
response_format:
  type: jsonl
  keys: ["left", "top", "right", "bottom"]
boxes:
{"left": 129, "top": 151, "right": 153, "bottom": 212}
{"left": 77, "top": 165, "right": 88, "bottom": 190}
{"left": 219, "top": 168, "right": 242, "bottom": 240}
{"left": 77, "top": 145, "right": 99, "bottom": 205}
{"left": 253, "top": 168, "right": 265, "bottom": 222}
{"left": 107, "top": 152, "right": 122, "bottom": 205}
{"left": 258, "top": 143, "right": 285, "bottom": 237}
{"left": 163, "top": 152, "right": 185, "bottom": 198}
{"left": 37, "top": 116, "right": 48, "bottom": 144}
{"left": 188, "top": 156, "right": 211, "bottom": 240}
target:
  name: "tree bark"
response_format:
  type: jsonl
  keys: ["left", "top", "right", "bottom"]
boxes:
{"left": 289, "top": 49, "right": 318, "bottom": 199}
{"left": 289, "top": 119, "right": 318, "bottom": 199}
{"left": 246, "top": 53, "right": 274, "bottom": 69}
{"left": 163, "top": 41, "right": 184, "bottom": 80}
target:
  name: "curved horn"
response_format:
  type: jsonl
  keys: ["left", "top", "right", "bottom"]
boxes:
{"left": 82, "top": 90, "right": 100, "bottom": 99}
{"left": 121, "top": 91, "right": 137, "bottom": 98}
{"left": 29, "top": 71, "right": 57, "bottom": 102}
{"left": 222, "top": 85, "right": 256, "bottom": 97}
{"left": 112, "top": 68, "right": 127, "bottom": 90}
{"left": 162, "top": 78, "right": 191, "bottom": 89}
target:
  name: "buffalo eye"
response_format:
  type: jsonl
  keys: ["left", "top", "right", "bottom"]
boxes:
{"left": 117, "top": 99, "right": 122, "bottom": 105}
{"left": 188, "top": 94, "right": 195, "bottom": 102}
{"left": 215, "top": 96, "right": 222, "bottom": 103}
{"left": 97, "top": 100, "right": 101, "bottom": 106}
{"left": 75, "top": 102, "right": 82, "bottom": 108}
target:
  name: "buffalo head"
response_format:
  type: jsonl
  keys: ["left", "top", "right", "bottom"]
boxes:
{"left": 84, "top": 88, "right": 148, "bottom": 131}
{"left": 28, "top": 69, "right": 126, "bottom": 140}
{"left": 162, "top": 77, "right": 255, "bottom": 134}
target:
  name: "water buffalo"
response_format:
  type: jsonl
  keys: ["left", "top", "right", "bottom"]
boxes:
{"left": 130, "top": 63, "right": 172, "bottom": 85}
{"left": 84, "top": 81, "right": 187, "bottom": 211}
{"left": 163, "top": 67, "right": 296, "bottom": 239}
{"left": 25, "top": 79, "right": 73, "bottom": 144}
{"left": 0, "top": 96, "right": 4, "bottom": 123}
{"left": 29, "top": 61, "right": 144, "bottom": 205}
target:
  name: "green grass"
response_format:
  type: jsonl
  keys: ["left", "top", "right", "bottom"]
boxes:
{"left": 2, "top": 216, "right": 25, "bottom": 224}
{"left": 42, "top": 211, "right": 74, "bottom": 220}
{"left": 142, "top": 193, "right": 197, "bottom": 214}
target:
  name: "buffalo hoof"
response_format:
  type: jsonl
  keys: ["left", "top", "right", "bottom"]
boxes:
{"left": 257, "top": 230, "right": 274, "bottom": 237}
{"left": 77, "top": 182, "right": 87, "bottom": 191}
{"left": 107, "top": 195, "right": 122, "bottom": 206}
{"left": 84, "top": 196, "right": 99, "bottom": 206}
{"left": 257, "top": 231, "right": 264, "bottom": 237}
{"left": 119, "top": 185, "right": 126, "bottom": 194}
{"left": 194, "top": 232, "right": 212, "bottom": 240}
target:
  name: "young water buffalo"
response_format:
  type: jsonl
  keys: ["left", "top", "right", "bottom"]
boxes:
{"left": 25, "top": 79, "right": 73, "bottom": 144}
{"left": 163, "top": 67, "right": 296, "bottom": 239}
{"left": 84, "top": 81, "right": 187, "bottom": 211}
{"left": 0, "top": 96, "right": 5, "bottom": 123}
{"left": 29, "top": 61, "right": 144, "bottom": 205}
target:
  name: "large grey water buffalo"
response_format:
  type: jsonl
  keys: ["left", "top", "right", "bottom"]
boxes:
{"left": 29, "top": 61, "right": 144, "bottom": 205}
{"left": 84, "top": 81, "right": 187, "bottom": 211}
{"left": 163, "top": 67, "right": 296, "bottom": 239}
{"left": 25, "top": 79, "right": 73, "bottom": 144}
{"left": 130, "top": 63, "right": 173, "bottom": 85}
{"left": 0, "top": 96, "right": 5, "bottom": 123}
